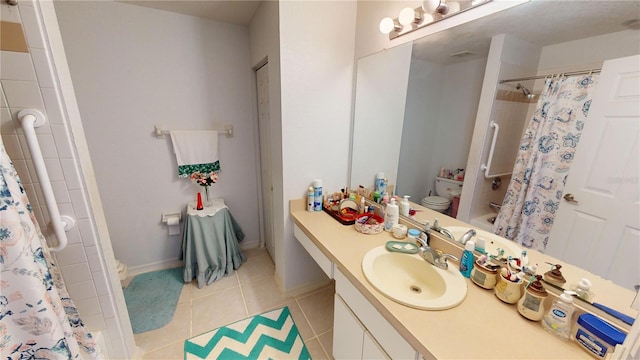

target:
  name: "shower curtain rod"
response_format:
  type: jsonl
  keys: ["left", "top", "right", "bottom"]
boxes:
{"left": 499, "top": 68, "right": 601, "bottom": 84}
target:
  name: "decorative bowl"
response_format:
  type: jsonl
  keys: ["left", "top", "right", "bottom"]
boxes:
{"left": 354, "top": 214, "right": 384, "bottom": 234}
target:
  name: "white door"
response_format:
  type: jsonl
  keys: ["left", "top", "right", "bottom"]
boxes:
{"left": 547, "top": 55, "right": 640, "bottom": 290}
{"left": 256, "top": 63, "right": 275, "bottom": 261}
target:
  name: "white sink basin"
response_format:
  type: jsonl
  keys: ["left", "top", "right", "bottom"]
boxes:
{"left": 362, "top": 246, "right": 467, "bottom": 310}
{"left": 446, "top": 226, "right": 523, "bottom": 260}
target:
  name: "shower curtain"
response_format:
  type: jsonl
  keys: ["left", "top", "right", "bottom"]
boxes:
{"left": 493, "top": 74, "right": 599, "bottom": 252}
{"left": 0, "top": 140, "right": 101, "bottom": 359}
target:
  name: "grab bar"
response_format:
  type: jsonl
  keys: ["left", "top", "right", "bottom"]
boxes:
{"left": 480, "top": 121, "right": 512, "bottom": 179}
{"left": 19, "top": 109, "right": 75, "bottom": 252}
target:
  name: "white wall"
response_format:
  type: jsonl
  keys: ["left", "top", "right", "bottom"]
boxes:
{"left": 279, "top": 1, "right": 357, "bottom": 292}
{"left": 54, "top": 1, "right": 260, "bottom": 272}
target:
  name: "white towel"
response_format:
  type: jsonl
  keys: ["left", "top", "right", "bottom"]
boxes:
{"left": 169, "top": 130, "right": 220, "bottom": 177}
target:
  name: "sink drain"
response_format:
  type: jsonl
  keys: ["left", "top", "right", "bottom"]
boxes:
{"left": 410, "top": 285, "right": 422, "bottom": 294}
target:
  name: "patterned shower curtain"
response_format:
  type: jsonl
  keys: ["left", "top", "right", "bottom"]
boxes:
{"left": 493, "top": 74, "right": 599, "bottom": 252}
{"left": 0, "top": 141, "right": 101, "bottom": 359}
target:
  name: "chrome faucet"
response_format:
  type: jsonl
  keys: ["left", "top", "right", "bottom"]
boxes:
{"left": 457, "top": 229, "right": 477, "bottom": 245}
{"left": 416, "top": 234, "right": 459, "bottom": 270}
{"left": 431, "top": 218, "right": 454, "bottom": 240}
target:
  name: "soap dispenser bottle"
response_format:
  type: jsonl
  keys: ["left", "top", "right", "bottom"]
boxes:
{"left": 542, "top": 290, "right": 576, "bottom": 340}
{"left": 400, "top": 195, "right": 410, "bottom": 217}
{"left": 383, "top": 198, "right": 399, "bottom": 232}
{"left": 570, "top": 277, "right": 594, "bottom": 303}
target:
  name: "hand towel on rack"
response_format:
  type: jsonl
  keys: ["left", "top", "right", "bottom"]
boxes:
{"left": 170, "top": 130, "right": 221, "bottom": 178}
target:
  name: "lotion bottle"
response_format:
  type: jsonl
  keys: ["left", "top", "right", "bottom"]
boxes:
{"left": 400, "top": 195, "right": 410, "bottom": 217}
{"left": 383, "top": 198, "right": 399, "bottom": 232}
{"left": 307, "top": 186, "right": 314, "bottom": 212}
{"left": 459, "top": 241, "right": 474, "bottom": 278}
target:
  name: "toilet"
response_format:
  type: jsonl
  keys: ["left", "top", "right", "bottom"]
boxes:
{"left": 421, "top": 177, "right": 463, "bottom": 213}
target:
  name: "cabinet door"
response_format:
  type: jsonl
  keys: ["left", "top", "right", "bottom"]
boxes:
{"left": 363, "top": 331, "right": 390, "bottom": 360}
{"left": 333, "top": 295, "right": 364, "bottom": 359}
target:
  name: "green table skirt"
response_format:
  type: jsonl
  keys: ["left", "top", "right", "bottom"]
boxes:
{"left": 182, "top": 208, "right": 246, "bottom": 288}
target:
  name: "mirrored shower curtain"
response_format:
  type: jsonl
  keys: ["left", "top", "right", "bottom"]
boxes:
{"left": 493, "top": 74, "right": 599, "bottom": 252}
{"left": 0, "top": 140, "right": 101, "bottom": 359}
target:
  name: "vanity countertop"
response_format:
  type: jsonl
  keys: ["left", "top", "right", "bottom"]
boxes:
{"left": 290, "top": 198, "right": 637, "bottom": 359}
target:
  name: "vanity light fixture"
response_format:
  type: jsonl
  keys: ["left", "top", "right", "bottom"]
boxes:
{"left": 380, "top": 0, "right": 492, "bottom": 40}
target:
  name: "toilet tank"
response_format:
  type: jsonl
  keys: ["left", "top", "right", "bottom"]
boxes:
{"left": 435, "top": 177, "right": 463, "bottom": 200}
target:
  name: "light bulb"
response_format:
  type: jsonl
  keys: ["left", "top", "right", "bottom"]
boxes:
{"left": 399, "top": 7, "right": 418, "bottom": 26}
{"left": 422, "top": 0, "right": 440, "bottom": 13}
{"left": 422, "top": 13, "right": 434, "bottom": 24}
{"left": 379, "top": 17, "right": 395, "bottom": 34}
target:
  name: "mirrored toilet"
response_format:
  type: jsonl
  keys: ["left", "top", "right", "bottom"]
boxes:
{"left": 421, "top": 177, "right": 463, "bottom": 213}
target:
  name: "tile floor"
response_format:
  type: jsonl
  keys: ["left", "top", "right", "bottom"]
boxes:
{"left": 136, "top": 247, "right": 335, "bottom": 359}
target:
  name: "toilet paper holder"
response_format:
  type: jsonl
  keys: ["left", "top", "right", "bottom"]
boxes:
{"left": 161, "top": 213, "right": 182, "bottom": 224}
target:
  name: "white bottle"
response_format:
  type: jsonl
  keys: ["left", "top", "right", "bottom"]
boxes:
{"left": 313, "top": 179, "right": 323, "bottom": 211}
{"left": 541, "top": 290, "right": 576, "bottom": 341}
{"left": 570, "top": 277, "right": 595, "bottom": 303}
{"left": 384, "top": 198, "right": 399, "bottom": 232}
{"left": 400, "top": 195, "right": 410, "bottom": 217}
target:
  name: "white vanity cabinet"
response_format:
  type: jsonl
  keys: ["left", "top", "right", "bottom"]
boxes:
{"left": 334, "top": 294, "right": 389, "bottom": 359}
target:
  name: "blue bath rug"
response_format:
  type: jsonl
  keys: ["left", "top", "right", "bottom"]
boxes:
{"left": 184, "top": 306, "right": 311, "bottom": 359}
{"left": 123, "top": 267, "right": 183, "bottom": 334}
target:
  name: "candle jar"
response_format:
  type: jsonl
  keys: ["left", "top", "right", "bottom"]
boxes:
{"left": 471, "top": 260, "right": 498, "bottom": 290}
{"left": 495, "top": 272, "right": 523, "bottom": 304}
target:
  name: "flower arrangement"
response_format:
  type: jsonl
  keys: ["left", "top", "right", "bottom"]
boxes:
{"left": 189, "top": 171, "right": 219, "bottom": 187}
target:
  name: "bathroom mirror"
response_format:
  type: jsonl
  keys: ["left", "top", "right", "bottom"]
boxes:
{"left": 350, "top": 0, "right": 640, "bottom": 290}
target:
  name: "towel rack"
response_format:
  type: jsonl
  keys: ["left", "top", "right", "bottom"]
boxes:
{"left": 18, "top": 109, "right": 76, "bottom": 252}
{"left": 154, "top": 124, "right": 233, "bottom": 138}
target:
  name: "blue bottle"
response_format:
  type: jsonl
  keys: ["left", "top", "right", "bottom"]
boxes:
{"left": 459, "top": 241, "right": 475, "bottom": 278}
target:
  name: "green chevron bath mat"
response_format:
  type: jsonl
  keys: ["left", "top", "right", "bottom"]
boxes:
{"left": 184, "top": 306, "right": 311, "bottom": 359}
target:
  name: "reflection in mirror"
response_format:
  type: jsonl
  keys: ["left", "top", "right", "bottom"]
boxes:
{"left": 349, "top": 1, "right": 640, "bottom": 292}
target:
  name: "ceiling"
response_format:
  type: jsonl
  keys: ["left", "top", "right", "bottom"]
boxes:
{"left": 119, "top": 0, "right": 264, "bottom": 26}
{"left": 412, "top": 1, "right": 640, "bottom": 64}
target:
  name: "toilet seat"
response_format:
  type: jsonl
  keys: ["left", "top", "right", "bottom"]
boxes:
{"left": 422, "top": 196, "right": 451, "bottom": 213}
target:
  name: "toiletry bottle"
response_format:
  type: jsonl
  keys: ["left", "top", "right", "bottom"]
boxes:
{"left": 307, "top": 186, "right": 314, "bottom": 212}
{"left": 359, "top": 196, "right": 365, "bottom": 215}
{"left": 313, "top": 179, "right": 323, "bottom": 211}
{"left": 383, "top": 198, "right": 399, "bottom": 232}
{"left": 400, "top": 195, "right": 410, "bottom": 217}
{"left": 571, "top": 278, "right": 594, "bottom": 303}
{"left": 517, "top": 275, "right": 548, "bottom": 321}
{"left": 375, "top": 172, "right": 385, "bottom": 192}
{"left": 459, "top": 241, "right": 475, "bottom": 278}
{"left": 542, "top": 290, "right": 576, "bottom": 340}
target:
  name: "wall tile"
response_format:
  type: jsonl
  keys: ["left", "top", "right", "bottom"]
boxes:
{"left": 0, "top": 107, "right": 18, "bottom": 134}
{"left": 1, "top": 80, "right": 43, "bottom": 108}
{"left": 85, "top": 245, "right": 104, "bottom": 273}
{"left": 67, "top": 279, "right": 98, "bottom": 301}
{"left": 82, "top": 313, "right": 107, "bottom": 332}
{"left": 64, "top": 226, "right": 82, "bottom": 246}
{"left": 77, "top": 218, "right": 98, "bottom": 246}
{"left": 0, "top": 51, "right": 36, "bottom": 81}
{"left": 0, "top": 83, "right": 8, "bottom": 108}
{"left": 55, "top": 243, "right": 87, "bottom": 266}
{"left": 29, "top": 48, "right": 54, "bottom": 88}
{"left": 92, "top": 271, "right": 111, "bottom": 296}
{"left": 16, "top": 4, "right": 44, "bottom": 49}
{"left": 57, "top": 202, "right": 75, "bottom": 220}
{"left": 36, "top": 133, "right": 58, "bottom": 158}
{"left": 51, "top": 124, "right": 74, "bottom": 158}
{"left": 98, "top": 294, "right": 117, "bottom": 318}
{"left": 51, "top": 180, "right": 71, "bottom": 203}
{"left": 69, "top": 189, "right": 90, "bottom": 219}
{"left": 74, "top": 296, "right": 102, "bottom": 316}
{"left": 0, "top": 4, "right": 22, "bottom": 23}
{"left": 2, "top": 134, "right": 22, "bottom": 159}
{"left": 40, "top": 88, "right": 64, "bottom": 124}
{"left": 60, "top": 262, "right": 93, "bottom": 284}
{"left": 42, "top": 157, "right": 64, "bottom": 181}
{"left": 60, "top": 158, "right": 81, "bottom": 189}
